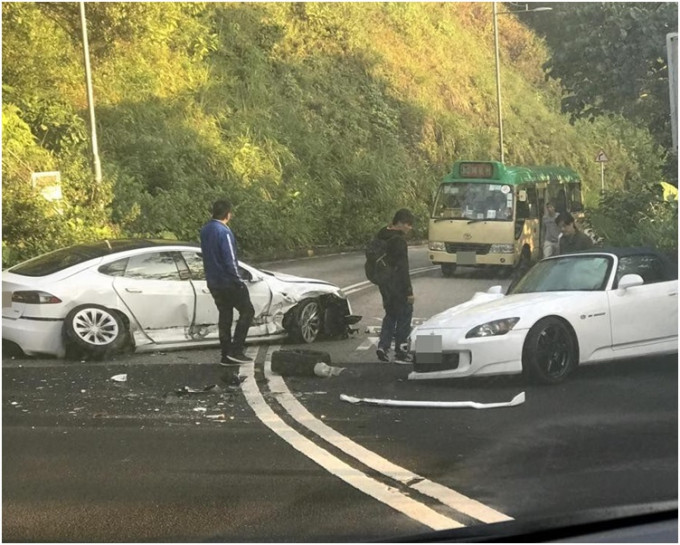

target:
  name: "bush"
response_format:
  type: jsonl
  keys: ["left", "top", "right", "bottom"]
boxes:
{"left": 584, "top": 186, "right": 678, "bottom": 255}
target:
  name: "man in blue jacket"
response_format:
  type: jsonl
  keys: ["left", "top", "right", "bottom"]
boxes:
{"left": 200, "top": 200, "right": 255, "bottom": 374}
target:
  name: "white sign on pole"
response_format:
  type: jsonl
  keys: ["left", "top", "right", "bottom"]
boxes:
{"left": 31, "top": 171, "right": 62, "bottom": 201}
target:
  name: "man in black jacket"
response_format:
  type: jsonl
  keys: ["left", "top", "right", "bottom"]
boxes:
{"left": 556, "top": 212, "right": 593, "bottom": 254}
{"left": 375, "top": 209, "right": 415, "bottom": 364}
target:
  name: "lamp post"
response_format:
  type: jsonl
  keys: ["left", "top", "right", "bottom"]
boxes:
{"left": 493, "top": 3, "right": 552, "bottom": 164}
{"left": 80, "top": 1, "right": 102, "bottom": 184}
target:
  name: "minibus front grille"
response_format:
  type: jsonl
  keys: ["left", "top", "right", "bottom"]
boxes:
{"left": 445, "top": 243, "right": 491, "bottom": 255}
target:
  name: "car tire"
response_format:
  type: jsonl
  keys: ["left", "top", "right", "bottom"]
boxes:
{"left": 271, "top": 349, "right": 332, "bottom": 376}
{"left": 441, "top": 264, "right": 457, "bottom": 277}
{"left": 290, "top": 299, "right": 322, "bottom": 343}
{"left": 522, "top": 317, "right": 578, "bottom": 384}
{"left": 64, "top": 304, "right": 128, "bottom": 359}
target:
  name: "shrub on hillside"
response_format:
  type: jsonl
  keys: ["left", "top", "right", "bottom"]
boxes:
{"left": 584, "top": 186, "right": 678, "bottom": 256}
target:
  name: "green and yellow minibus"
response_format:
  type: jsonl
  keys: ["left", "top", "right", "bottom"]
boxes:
{"left": 428, "top": 160, "right": 583, "bottom": 276}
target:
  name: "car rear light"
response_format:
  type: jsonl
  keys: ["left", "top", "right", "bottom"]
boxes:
{"left": 11, "top": 291, "right": 62, "bottom": 304}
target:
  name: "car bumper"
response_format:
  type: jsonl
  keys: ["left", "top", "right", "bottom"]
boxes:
{"left": 2, "top": 317, "right": 65, "bottom": 357}
{"left": 429, "top": 249, "right": 516, "bottom": 267}
{"left": 408, "top": 328, "right": 527, "bottom": 380}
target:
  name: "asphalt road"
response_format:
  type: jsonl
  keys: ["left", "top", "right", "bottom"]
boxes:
{"left": 3, "top": 247, "right": 678, "bottom": 541}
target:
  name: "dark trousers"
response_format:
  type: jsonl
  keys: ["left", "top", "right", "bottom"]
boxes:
{"left": 209, "top": 284, "right": 255, "bottom": 358}
{"left": 378, "top": 286, "right": 413, "bottom": 353}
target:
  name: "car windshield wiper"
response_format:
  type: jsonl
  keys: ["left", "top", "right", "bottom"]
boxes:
{"left": 467, "top": 218, "right": 486, "bottom": 224}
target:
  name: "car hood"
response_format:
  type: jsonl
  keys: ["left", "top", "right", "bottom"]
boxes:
{"left": 262, "top": 270, "right": 336, "bottom": 288}
{"left": 415, "top": 291, "right": 591, "bottom": 331}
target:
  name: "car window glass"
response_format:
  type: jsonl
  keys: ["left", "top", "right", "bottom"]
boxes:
{"left": 511, "top": 256, "right": 611, "bottom": 294}
{"left": 615, "top": 255, "right": 667, "bottom": 287}
{"left": 124, "top": 252, "right": 181, "bottom": 281}
{"left": 181, "top": 251, "right": 205, "bottom": 281}
{"left": 99, "top": 258, "right": 128, "bottom": 277}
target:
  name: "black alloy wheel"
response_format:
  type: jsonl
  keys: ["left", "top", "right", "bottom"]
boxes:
{"left": 522, "top": 317, "right": 577, "bottom": 384}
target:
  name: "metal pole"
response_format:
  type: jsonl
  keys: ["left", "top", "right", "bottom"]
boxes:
{"left": 493, "top": 2, "right": 504, "bottom": 163}
{"left": 600, "top": 162, "right": 605, "bottom": 192}
{"left": 80, "top": 1, "right": 102, "bottom": 184}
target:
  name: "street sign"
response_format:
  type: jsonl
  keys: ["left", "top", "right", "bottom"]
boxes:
{"left": 595, "top": 150, "right": 608, "bottom": 163}
{"left": 31, "top": 171, "right": 62, "bottom": 201}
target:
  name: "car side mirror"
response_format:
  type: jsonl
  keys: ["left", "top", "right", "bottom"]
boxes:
{"left": 618, "top": 274, "right": 644, "bottom": 290}
{"left": 487, "top": 285, "right": 503, "bottom": 294}
{"left": 248, "top": 274, "right": 263, "bottom": 283}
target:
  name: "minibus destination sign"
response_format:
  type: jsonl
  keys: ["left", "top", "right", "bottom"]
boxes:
{"left": 459, "top": 162, "right": 495, "bottom": 179}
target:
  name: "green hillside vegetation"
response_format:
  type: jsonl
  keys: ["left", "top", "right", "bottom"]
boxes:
{"left": 2, "top": 3, "right": 671, "bottom": 266}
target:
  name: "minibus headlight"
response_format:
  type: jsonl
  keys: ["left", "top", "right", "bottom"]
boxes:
{"left": 489, "top": 244, "right": 515, "bottom": 254}
{"left": 429, "top": 241, "right": 446, "bottom": 251}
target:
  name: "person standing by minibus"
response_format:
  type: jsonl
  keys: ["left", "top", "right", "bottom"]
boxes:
{"left": 542, "top": 202, "right": 561, "bottom": 258}
{"left": 556, "top": 212, "right": 593, "bottom": 254}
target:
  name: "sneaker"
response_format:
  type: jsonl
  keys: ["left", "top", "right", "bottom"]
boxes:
{"left": 219, "top": 357, "right": 240, "bottom": 367}
{"left": 376, "top": 348, "right": 389, "bottom": 362}
{"left": 226, "top": 351, "right": 253, "bottom": 364}
{"left": 394, "top": 351, "right": 413, "bottom": 365}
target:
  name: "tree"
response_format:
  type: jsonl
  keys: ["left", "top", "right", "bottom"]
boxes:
{"left": 527, "top": 2, "right": 677, "bottom": 181}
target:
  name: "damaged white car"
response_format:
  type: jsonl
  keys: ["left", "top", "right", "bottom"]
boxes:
{"left": 2, "top": 240, "right": 360, "bottom": 359}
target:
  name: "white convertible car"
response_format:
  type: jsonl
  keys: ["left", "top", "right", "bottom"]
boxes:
{"left": 408, "top": 248, "right": 678, "bottom": 384}
{"left": 2, "top": 240, "right": 360, "bottom": 359}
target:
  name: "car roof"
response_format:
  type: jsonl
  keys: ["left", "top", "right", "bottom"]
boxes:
{"left": 75, "top": 239, "right": 199, "bottom": 255}
{"left": 7, "top": 239, "right": 200, "bottom": 277}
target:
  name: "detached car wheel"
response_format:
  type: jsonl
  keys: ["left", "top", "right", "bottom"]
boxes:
{"left": 64, "top": 304, "right": 128, "bottom": 357}
{"left": 291, "top": 299, "right": 322, "bottom": 343}
{"left": 271, "top": 349, "right": 332, "bottom": 376}
{"left": 522, "top": 317, "right": 577, "bottom": 384}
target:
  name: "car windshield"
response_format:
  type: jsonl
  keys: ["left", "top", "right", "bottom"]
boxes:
{"left": 432, "top": 182, "right": 513, "bottom": 221}
{"left": 510, "top": 255, "right": 613, "bottom": 294}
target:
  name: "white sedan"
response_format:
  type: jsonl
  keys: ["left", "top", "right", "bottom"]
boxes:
{"left": 408, "top": 249, "right": 678, "bottom": 384}
{"left": 2, "top": 240, "right": 360, "bottom": 359}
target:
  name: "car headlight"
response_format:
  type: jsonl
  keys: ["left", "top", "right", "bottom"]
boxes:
{"left": 429, "top": 241, "right": 446, "bottom": 251}
{"left": 489, "top": 244, "right": 515, "bottom": 254}
{"left": 466, "top": 317, "right": 519, "bottom": 338}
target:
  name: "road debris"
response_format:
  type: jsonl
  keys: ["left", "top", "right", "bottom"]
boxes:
{"left": 178, "top": 384, "right": 221, "bottom": 395}
{"left": 339, "top": 392, "right": 526, "bottom": 410}
{"left": 313, "top": 362, "right": 345, "bottom": 377}
{"left": 110, "top": 374, "right": 127, "bottom": 382}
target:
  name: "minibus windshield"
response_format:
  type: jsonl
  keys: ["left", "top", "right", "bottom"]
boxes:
{"left": 432, "top": 182, "right": 514, "bottom": 221}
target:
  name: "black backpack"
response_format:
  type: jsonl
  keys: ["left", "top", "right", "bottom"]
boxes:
{"left": 365, "top": 237, "right": 392, "bottom": 285}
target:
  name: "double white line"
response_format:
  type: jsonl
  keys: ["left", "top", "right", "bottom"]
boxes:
{"left": 239, "top": 345, "right": 512, "bottom": 531}
{"left": 342, "top": 265, "right": 440, "bottom": 296}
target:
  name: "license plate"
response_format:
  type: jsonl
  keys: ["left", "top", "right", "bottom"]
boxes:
{"left": 457, "top": 251, "right": 476, "bottom": 265}
{"left": 2, "top": 291, "right": 12, "bottom": 308}
{"left": 416, "top": 334, "right": 443, "bottom": 364}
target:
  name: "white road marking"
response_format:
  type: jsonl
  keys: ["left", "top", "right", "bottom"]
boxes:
{"left": 262, "top": 346, "right": 513, "bottom": 525}
{"left": 356, "top": 337, "right": 379, "bottom": 350}
{"left": 241, "top": 348, "right": 461, "bottom": 531}
{"left": 343, "top": 266, "right": 439, "bottom": 296}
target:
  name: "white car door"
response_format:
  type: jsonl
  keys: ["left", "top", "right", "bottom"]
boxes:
{"left": 608, "top": 254, "right": 678, "bottom": 350}
{"left": 112, "top": 251, "right": 195, "bottom": 344}
{"left": 179, "top": 251, "right": 272, "bottom": 340}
